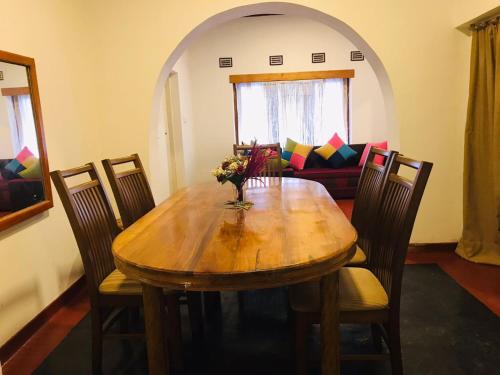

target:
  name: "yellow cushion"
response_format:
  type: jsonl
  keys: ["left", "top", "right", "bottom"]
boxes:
{"left": 99, "top": 269, "right": 176, "bottom": 295}
{"left": 99, "top": 269, "right": 142, "bottom": 295}
{"left": 289, "top": 268, "right": 388, "bottom": 312}
{"left": 346, "top": 245, "right": 367, "bottom": 266}
{"left": 339, "top": 267, "right": 388, "bottom": 311}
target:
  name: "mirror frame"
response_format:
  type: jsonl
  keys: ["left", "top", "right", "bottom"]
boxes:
{"left": 0, "top": 50, "right": 52, "bottom": 231}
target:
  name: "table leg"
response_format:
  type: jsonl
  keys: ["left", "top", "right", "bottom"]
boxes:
{"left": 320, "top": 271, "right": 340, "bottom": 375}
{"left": 142, "top": 283, "right": 169, "bottom": 375}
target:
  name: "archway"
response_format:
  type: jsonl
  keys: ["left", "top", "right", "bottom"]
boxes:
{"left": 149, "top": 2, "right": 397, "bottom": 199}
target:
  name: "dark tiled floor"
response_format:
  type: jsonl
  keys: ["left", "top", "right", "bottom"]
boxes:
{"left": 29, "top": 265, "right": 500, "bottom": 375}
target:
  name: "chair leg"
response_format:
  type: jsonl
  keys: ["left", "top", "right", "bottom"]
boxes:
{"left": 371, "top": 323, "right": 383, "bottom": 353}
{"left": 166, "top": 293, "right": 184, "bottom": 371}
{"left": 90, "top": 308, "right": 103, "bottom": 375}
{"left": 238, "top": 291, "right": 245, "bottom": 317}
{"left": 293, "top": 312, "right": 310, "bottom": 375}
{"left": 203, "top": 291, "right": 222, "bottom": 320}
{"left": 187, "top": 291, "right": 204, "bottom": 342}
{"left": 387, "top": 322, "right": 403, "bottom": 375}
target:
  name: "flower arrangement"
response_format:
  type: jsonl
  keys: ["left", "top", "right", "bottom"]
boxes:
{"left": 212, "top": 144, "right": 269, "bottom": 209}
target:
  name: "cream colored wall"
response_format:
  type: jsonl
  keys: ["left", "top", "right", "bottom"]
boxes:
{"left": 0, "top": 62, "right": 29, "bottom": 159}
{"left": 173, "top": 15, "right": 387, "bottom": 186}
{"left": 0, "top": 0, "right": 495, "bottom": 348}
{"left": 89, "top": 0, "right": 475, "bottom": 245}
{"left": 0, "top": 0, "right": 101, "bottom": 346}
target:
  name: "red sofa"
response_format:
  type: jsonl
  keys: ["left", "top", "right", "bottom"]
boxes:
{"left": 283, "top": 143, "right": 366, "bottom": 199}
{"left": 0, "top": 159, "right": 44, "bottom": 212}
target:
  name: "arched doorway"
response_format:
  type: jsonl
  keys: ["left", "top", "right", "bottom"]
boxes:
{"left": 149, "top": 2, "right": 397, "bottom": 199}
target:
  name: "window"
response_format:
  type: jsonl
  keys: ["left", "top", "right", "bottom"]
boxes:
{"left": 2, "top": 88, "right": 39, "bottom": 157}
{"left": 231, "top": 70, "right": 353, "bottom": 146}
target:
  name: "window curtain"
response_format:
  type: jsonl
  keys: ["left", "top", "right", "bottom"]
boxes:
{"left": 7, "top": 94, "right": 38, "bottom": 157}
{"left": 17, "top": 95, "right": 39, "bottom": 157}
{"left": 456, "top": 20, "right": 500, "bottom": 265}
{"left": 236, "top": 79, "right": 348, "bottom": 146}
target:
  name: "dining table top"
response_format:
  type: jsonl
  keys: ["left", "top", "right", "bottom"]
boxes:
{"left": 112, "top": 177, "right": 356, "bottom": 291}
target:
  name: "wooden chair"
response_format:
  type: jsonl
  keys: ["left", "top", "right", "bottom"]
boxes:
{"left": 289, "top": 155, "right": 433, "bottom": 375}
{"left": 347, "top": 147, "right": 397, "bottom": 266}
{"left": 102, "top": 154, "right": 205, "bottom": 340}
{"left": 101, "top": 154, "right": 155, "bottom": 229}
{"left": 50, "top": 163, "right": 183, "bottom": 373}
{"left": 233, "top": 143, "right": 283, "bottom": 179}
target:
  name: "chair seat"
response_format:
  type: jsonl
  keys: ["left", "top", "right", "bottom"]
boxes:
{"left": 99, "top": 269, "right": 177, "bottom": 295}
{"left": 346, "top": 245, "right": 367, "bottom": 265}
{"left": 289, "top": 267, "right": 389, "bottom": 313}
{"left": 99, "top": 269, "right": 143, "bottom": 295}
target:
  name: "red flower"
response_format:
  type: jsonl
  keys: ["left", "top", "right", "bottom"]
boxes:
{"left": 241, "top": 144, "right": 269, "bottom": 184}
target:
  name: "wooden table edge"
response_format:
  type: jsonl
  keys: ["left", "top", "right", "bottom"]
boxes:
{"left": 114, "top": 243, "right": 356, "bottom": 291}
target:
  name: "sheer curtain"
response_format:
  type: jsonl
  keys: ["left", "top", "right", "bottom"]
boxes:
{"left": 18, "top": 95, "right": 38, "bottom": 156}
{"left": 13, "top": 95, "right": 39, "bottom": 157}
{"left": 236, "top": 78, "right": 348, "bottom": 145}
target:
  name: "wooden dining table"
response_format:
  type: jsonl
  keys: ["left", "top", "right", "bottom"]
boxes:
{"left": 112, "top": 177, "right": 356, "bottom": 374}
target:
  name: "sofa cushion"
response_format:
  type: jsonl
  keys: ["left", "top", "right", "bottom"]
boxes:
{"left": 314, "top": 133, "right": 357, "bottom": 168}
{"left": 290, "top": 143, "right": 313, "bottom": 171}
{"left": 282, "top": 138, "right": 297, "bottom": 162}
{"left": 18, "top": 158, "right": 42, "bottom": 179}
{"left": 358, "top": 141, "right": 388, "bottom": 166}
{"left": 4, "top": 159, "right": 26, "bottom": 177}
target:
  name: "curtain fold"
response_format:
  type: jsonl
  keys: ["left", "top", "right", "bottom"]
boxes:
{"left": 456, "top": 21, "right": 500, "bottom": 265}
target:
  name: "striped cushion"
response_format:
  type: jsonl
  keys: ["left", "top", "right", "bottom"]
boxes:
{"left": 99, "top": 269, "right": 142, "bottom": 295}
{"left": 289, "top": 267, "right": 388, "bottom": 312}
{"left": 339, "top": 268, "right": 388, "bottom": 311}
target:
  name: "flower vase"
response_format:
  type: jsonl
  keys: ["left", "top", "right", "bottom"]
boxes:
{"left": 235, "top": 184, "right": 244, "bottom": 203}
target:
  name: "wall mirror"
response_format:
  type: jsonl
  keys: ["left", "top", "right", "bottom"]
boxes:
{"left": 0, "top": 50, "right": 52, "bottom": 231}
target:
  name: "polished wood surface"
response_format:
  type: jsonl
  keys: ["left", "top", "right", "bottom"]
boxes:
{"left": 113, "top": 178, "right": 357, "bottom": 291}
{"left": 1, "top": 86, "right": 30, "bottom": 96}
{"left": 229, "top": 69, "right": 355, "bottom": 83}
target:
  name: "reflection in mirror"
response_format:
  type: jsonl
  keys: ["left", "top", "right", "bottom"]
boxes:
{"left": 0, "top": 57, "right": 47, "bottom": 222}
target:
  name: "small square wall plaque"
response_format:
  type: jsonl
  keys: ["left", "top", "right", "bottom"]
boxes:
{"left": 219, "top": 57, "right": 233, "bottom": 68}
{"left": 269, "top": 55, "right": 283, "bottom": 66}
{"left": 312, "top": 53, "right": 325, "bottom": 63}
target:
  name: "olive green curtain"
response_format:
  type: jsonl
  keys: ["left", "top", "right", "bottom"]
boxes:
{"left": 456, "top": 20, "right": 500, "bottom": 265}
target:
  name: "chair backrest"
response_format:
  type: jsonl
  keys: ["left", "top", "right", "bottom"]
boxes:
{"left": 367, "top": 155, "right": 432, "bottom": 305}
{"left": 50, "top": 163, "right": 121, "bottom": 299}
{"left": 351, "top": 147, "right": 397, "bottom": 253}
{"left": 233, "top": 143, "right": 283, "bottom": 178}
{"left": 102, "top": 154, "right": 155, "bottom": 229}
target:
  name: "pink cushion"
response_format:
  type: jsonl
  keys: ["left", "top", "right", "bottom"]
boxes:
{"left": 358, "top": 141, "right": 388, "bottom": 167}
{"left": 15, "top": 146, "right": 34, "bottom": 163}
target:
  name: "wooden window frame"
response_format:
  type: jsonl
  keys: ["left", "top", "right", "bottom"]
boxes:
{"left": 230, "top": 69, "right": 355, "bottom": 145}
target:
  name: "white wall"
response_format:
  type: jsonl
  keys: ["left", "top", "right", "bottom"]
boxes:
{"left": 173, "top": 15, "right": 388, "bottom": 186}
{"left": 0, "top": 0, "right": 497, "bottom": 349}
{"left": 0, "top": 62, "right": 29, "bottom": 159}
{"left": 0, "top": 0, "right": 101, "bottom": 347}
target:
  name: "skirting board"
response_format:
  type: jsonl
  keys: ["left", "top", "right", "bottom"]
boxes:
{"left": 408, "top": 242, "right": 458, "bottom": 252}
{"left": 0, "top": 276, "right": 86, "bottom": 365}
